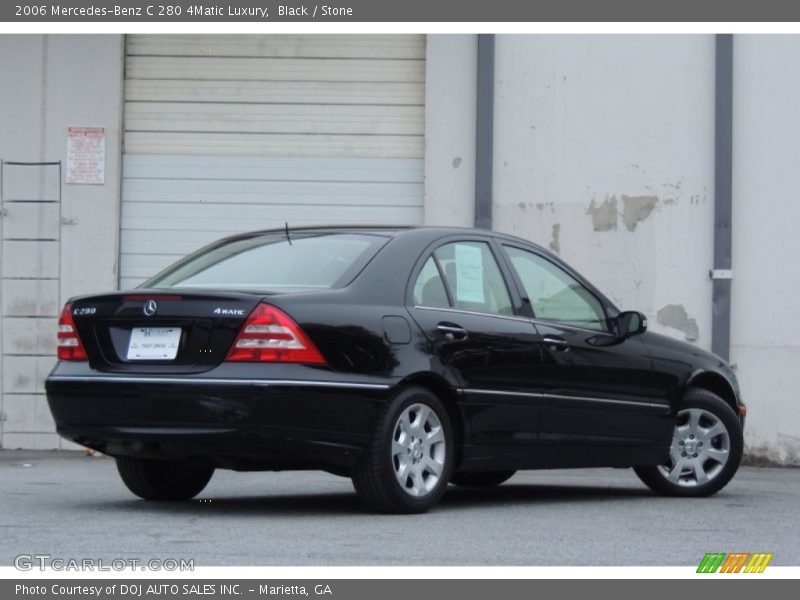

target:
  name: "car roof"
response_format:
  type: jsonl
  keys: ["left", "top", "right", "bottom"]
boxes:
{"left": 223, "top": 224, "right": 549, "bottom": 252}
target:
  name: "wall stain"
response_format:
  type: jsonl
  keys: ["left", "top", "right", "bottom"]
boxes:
{"left": 744, "top": 437, "right": 800, "bottom": 466}
{"left": 585, "top": 196, "right": 618, "bottom": 231}
{"left": 657, "top": 304, "right": 699, "bottom": 341}
{"left": 622, "top": 195, "right": 659, "bottom": 231}
{"left": 526, "top": 202, "right": 556, "bottom": 213}
{"left": 451, "top": 157, "right": 462, "bottom": 169}
{"left": 549, "top": 223, "right": 561, "bottom": 255}
{"left": 664, "top": 179, "right": 684, "bottom": 191}
{"left": 632, "top": 266, "right": 644, "bottom": 289}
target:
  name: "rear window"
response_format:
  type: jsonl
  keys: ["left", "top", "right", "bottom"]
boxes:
{"left": 144, "top": 232, "right": 387, "bottom": 292}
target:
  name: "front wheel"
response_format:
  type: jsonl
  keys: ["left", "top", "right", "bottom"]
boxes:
{"left": 352, "top": 387, "right": 454, "bottom": 513}
{"left": 116, "top": 457, "right": 214, "bottom": 501}
{"left": 634, "top": 388, "right": 743, "bottom": 497}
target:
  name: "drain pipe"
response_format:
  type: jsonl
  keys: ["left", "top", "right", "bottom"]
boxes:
{"left": 474, "top": 34, "right": 495, "bottom": 230}
{"left": 711, "top": 35, "right": 734, "bottom": 361}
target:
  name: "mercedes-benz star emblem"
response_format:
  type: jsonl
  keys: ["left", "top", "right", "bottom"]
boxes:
{"left": 143, "top": 299, "right": 158, "bottom": 316}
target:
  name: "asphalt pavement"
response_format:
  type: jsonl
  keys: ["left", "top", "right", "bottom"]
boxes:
{"left": 1, "top": 450, "right": 798, "bottom": 566}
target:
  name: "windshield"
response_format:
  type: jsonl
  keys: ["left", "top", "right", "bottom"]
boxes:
{"left": 143, "top": 232, "right": 387, "bottom": 292}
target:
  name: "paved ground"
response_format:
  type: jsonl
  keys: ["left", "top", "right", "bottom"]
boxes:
{"left": 1, "top": 450, "right": 798, "bottom": 566}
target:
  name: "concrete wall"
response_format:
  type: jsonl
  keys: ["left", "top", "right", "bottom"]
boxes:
{"left": 0, "top": 35, "right": 123, "bottom": 449}
{"left": 0, "top": 33, "right": 797, "bottom": 464}
{"left": 491, "top": 34, "right": 799, "bottom": 464}
{"left": 424, "top": 35, "right": 476, "bottom": 227}
{"left": 493, "top": 35, "right": 716, "bottom": 349}
{"left": 731, "top": 36, "right": 800, "bottom": 464}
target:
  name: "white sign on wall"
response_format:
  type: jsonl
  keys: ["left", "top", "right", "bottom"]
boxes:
{"left": 66, "top": 126, "right": 105, "bottom": 185}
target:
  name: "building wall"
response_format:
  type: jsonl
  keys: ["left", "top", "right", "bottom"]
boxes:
{"left": 424, "top": 35, "right": 476, "bottom": 227}
{"left": 0, "top": 33, "right": 797, "bottom": 464}
{"left": 0, "top": 35, "right": 123, "bottom": 449}
{"left": 493, "top": 35, "right": 716, "bottom": 348}
{"left": 490, "top": 34, "right": 799, "bottom": 464}
{"left": 731, "top": 36, "right": 800, "bottom": 464}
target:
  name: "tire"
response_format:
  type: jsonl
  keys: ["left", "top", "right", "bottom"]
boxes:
{"left": 352, "top": 386, "right": 454, "bottom": 513}
{"left": 116, "top": 457, "right": 214, "bottom": 501}
{"left": 634, "top": 388, "right": 743, "bottom": 497}
{"left": 450, "top": 471, "right": 516, "bottom": 488}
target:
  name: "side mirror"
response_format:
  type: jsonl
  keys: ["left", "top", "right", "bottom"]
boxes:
{"left": 616, "top": 311, "right": 647, "bottom": 339}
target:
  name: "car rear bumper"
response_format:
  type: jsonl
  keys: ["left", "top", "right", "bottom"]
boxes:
{"left": 45, "top": 363, "right": 394, "bottom": 471}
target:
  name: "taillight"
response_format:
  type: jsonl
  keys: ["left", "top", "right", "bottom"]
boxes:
{"left": 225, "top": 304, "right": 326, "bottom": 364}
{"left": 57, "top": 304, "right": 88, "bottom": 361}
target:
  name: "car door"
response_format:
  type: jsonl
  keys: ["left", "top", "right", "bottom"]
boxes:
{"left": 499, "top": 244, "right": 658, "bottom": 449}
{"left": 406, "top": 238, "right": 545, "bottom": 447}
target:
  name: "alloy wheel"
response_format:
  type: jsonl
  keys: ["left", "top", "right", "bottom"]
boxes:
{"left": 391, "top": 403, "right": 447, "bottom": 497}
{"left": 657, "top": 407, "right": 731, "bottom": 487}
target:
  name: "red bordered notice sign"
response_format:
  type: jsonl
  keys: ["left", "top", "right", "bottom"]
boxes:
{"left": 66, "top": 126, "right": 105, "bottom": 185}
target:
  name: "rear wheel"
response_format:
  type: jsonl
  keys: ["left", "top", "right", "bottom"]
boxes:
{"left": 116, "top": 457, "right": 214, "bottom": 501}
{"left": 352, "top": 386, "right": 454, "bottom": 513}
{"left": 450, "top": 471, "right": 516, "bottom": 488}
{"left": 634, "top": 388, "right": 743, "bottom": 497}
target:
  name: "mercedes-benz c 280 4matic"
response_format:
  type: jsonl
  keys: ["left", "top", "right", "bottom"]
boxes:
{"left": 46, "top": 226, "right": 745, "bottom": 513}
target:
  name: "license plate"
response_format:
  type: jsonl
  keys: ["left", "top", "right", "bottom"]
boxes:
{"left": 127, "top": 327, "right": 181, "bottom": 360}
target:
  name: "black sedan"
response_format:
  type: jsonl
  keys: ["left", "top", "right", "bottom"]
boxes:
{"left": 46, "top": 226, "right": 745, "bottom": 513}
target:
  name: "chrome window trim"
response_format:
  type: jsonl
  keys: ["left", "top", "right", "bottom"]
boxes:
{"left": 47, "top": 376, "right": 390, "bottom": 390}
{"left": 529, "top": 318, "right": 617, "bottom": 336}
{"left": 412, "top": 306, "right": 619, "bottom": 335}
{"left": 413, "top": 305, "right": 531, "bottom": 324}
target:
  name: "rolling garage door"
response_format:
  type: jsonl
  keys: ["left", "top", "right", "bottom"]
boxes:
{"left": 119, "top": 34, "right": 426, "bottom": 289}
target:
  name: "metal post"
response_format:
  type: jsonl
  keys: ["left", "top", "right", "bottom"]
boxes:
{"left": 712, "top": 34, "right": 734, "bottom": 360}
{"left": 474, "top": 34, "right": 495, "bottom": 230}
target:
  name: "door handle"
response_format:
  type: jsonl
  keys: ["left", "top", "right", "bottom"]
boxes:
{"left": 543, "top": 335, "right": 569, "bottom": 352}
{"left": 437, "top": 322, "right": 468, "bottom": 340}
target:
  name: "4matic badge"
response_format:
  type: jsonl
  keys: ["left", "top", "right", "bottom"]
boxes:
{"left": 213, "top": 308, "right": 245, "bottom": 316}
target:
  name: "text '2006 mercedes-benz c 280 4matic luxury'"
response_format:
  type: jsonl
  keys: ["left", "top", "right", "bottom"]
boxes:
{"left": 46, "top": 226, "right": 746, "bottom": 513}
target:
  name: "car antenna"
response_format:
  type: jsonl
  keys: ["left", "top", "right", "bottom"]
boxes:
{"left": 284, "top": 221, "right": 292, "bottom": 245}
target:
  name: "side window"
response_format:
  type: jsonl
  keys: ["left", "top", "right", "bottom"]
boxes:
{"left": 504, "top": 246, "right": 608, "bottom": 332}
{"left": 433, "top": 241, "right": 513, "bottom": 316}
{"left": 412, "top": 257, "right": 450, "bottom": 308}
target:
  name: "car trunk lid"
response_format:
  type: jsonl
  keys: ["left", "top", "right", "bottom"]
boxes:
{"left": 69, "top": 290, "right": 263, "bottom": 373}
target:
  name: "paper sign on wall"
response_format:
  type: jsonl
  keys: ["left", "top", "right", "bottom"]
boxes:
{"left": 454, "top": 243, "right": 485, "bottom": 303}
{"left": 66, "top": 126, "right": 105, "bottom": 185}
